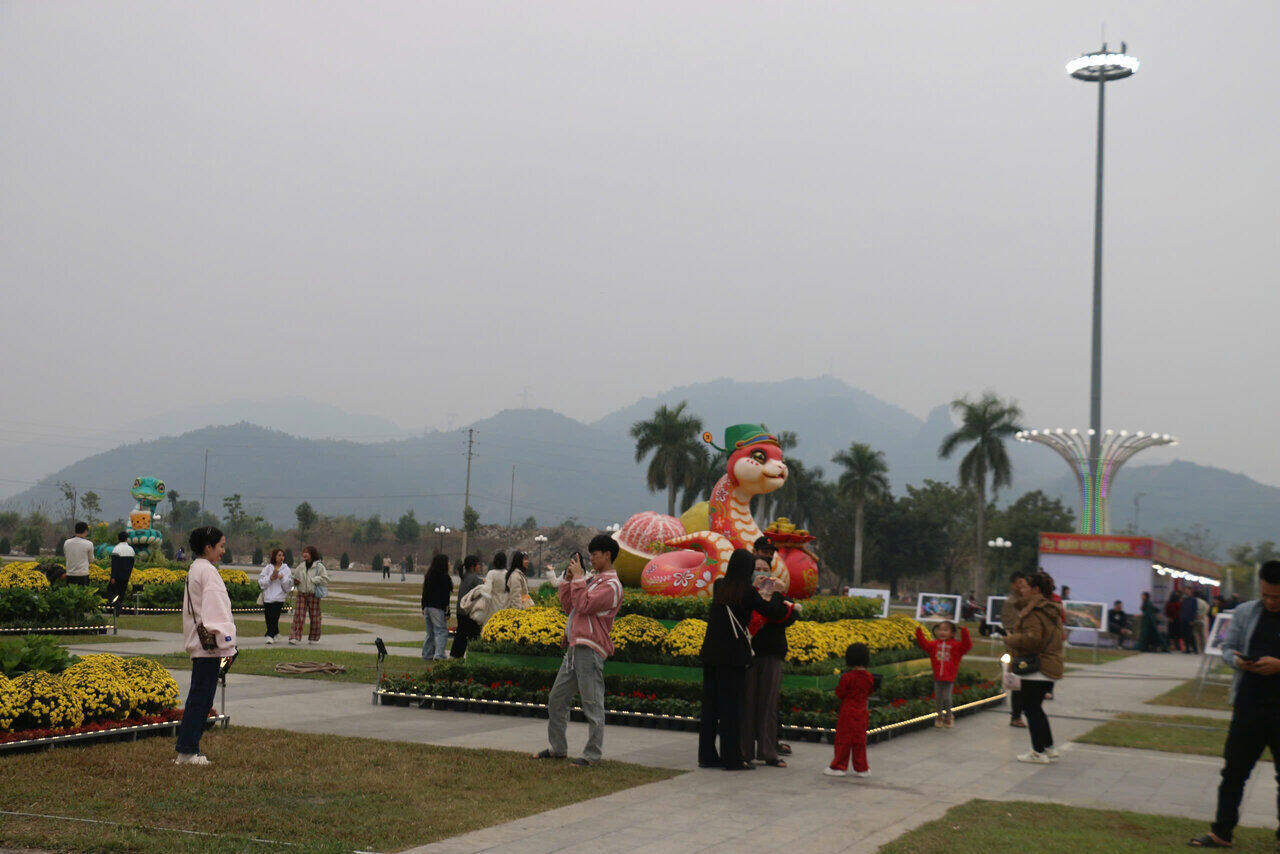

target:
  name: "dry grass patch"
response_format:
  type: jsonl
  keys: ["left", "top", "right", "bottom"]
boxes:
{"left": 877, "top": 799, "right": 1275, "bottom": 853}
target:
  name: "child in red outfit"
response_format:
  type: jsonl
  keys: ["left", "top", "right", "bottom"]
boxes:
{"left": 826, "top": 643, "right": 875, "bottom": 777}
{"left": 914, "top": 621, "right": 972, "bottom": 728}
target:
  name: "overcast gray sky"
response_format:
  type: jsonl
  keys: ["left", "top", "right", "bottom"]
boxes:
{"left": 3, "top": 1, "right": 1278, "bottom": 486}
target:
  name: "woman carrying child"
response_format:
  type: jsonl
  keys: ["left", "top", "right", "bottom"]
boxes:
{"left": 825, "top": 642, "right": 875, "bottom": 777}
{"left": 914, "top": 620, "right": 973, "bottom": 728}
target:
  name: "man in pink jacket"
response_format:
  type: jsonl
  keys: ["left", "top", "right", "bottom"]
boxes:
{"left": 535, "top": 533, "right": 623, "bottom": 767}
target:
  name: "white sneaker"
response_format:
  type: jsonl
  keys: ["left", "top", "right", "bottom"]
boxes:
{"left": 823, "top": 767, "right": 847, "bottom": 777}
{"left": 288, "top": 638, "right": 300, "bottom": 645}
{"left": 1016, "top": 751, "right": 1051, "bottom": 765}
{"left": 173, "top": 753, "right": 211, "bottom": 765}
{"left": 1043, "top": 746, "right": 1060, "bottom": 760}
{"left": 852, "top": 770, "right": 870, "bottom": 777}
{"left": 308, "top": 639, "right": 319, "bottom": 644}
{"left": 265, "top": 636, "right": 275, "bottom": 645}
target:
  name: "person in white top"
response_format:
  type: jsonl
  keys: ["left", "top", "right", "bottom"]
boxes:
{"left": 175, "top": 525, "right": 236, "bottom": 765}
{"left": 257, "top": 548, "right": 293, "bottom": 644}
{"left": 62, "top": 522, "right": 95, "bottom": 585}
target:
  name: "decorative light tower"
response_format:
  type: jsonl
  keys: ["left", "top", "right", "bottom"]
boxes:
{"left": 1018, "top": 45, "right": 1173, "bottom": 535}
{"left": 1017, "top": 428, "right": 1176, "bottom": 534}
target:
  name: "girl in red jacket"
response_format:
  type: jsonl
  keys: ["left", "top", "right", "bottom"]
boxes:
{"left": 825, "top": 643, "right": 875, "bottom": 777}
{"left": 915, "top": 621, "right": 972, "bottom": 729}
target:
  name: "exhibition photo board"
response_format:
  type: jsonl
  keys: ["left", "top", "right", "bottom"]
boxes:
{"left": 916, "top": 593, "right": 961, "bottom": 622}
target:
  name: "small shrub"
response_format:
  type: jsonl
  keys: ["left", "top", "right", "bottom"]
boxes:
{"left": 284, "top": 548, "right": 295, "bottom": 567}
{"left": 24, "top": 534, "right": 41, "bottom": 556}
{"left": 0, "top": 537, "right": 9, "bottom": 554}
{"left": 340, "top": 552, "right": 350, "bottom": 569}
{"left": 252, "top": 546, "right": 264, "bottom": 565}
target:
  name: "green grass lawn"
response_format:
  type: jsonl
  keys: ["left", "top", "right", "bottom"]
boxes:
{"left": 1063, "top": 646, "right": 1139, "bottom": 664}
{"left": 0, "top": 726, "right": 676, "bottom": 854}
{"left": 1077, "top": 712, "right": 1270, "bottom": 762}
{"left": 1146, "top": 678, "right": 1233, "bottom": 711}
{"left": 877, "top": 799, "right": 1275, "bottom": 853}
{"left": 143, "top": 647, "right": 395, "bottom": 684}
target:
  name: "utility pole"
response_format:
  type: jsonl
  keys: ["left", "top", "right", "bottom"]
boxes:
{"left": 508, "top": 465, "right": 515, "bottom": 527}
{"left": 460, "top": 429, "right": 475, "bottom": 557}
{"left": 200, "top": 449, "right": 209, "bottom": 516}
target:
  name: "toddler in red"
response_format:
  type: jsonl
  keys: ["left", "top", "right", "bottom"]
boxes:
{"left": 914, "top": 620, "right": 972, "bottom": 728}
{"left": 825, "top": 642, "right": 875, "bottom": 777}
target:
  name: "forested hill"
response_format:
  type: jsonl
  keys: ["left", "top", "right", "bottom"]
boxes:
{"left": 4, "top": 377, "right": 1278, "bottom": 554}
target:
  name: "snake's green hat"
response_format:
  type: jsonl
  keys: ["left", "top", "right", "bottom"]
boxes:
{"left": 702, "top": 424, "right": 779, "bottom": 454}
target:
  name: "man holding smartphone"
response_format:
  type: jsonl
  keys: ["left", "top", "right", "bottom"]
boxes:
{"left": 535, "top": 533, "right": 623, "bottom": 768}
{"left": 1190, "top": 560, "right": 1280, "bottom": 849}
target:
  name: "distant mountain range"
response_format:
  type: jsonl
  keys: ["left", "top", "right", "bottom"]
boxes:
{"left": 4, "top": 378, "right": 1277, "bottom": 557}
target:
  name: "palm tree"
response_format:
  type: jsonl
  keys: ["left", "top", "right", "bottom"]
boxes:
{"left": 831, "top": 442, "right": 891, "bottom": 586}
{"left": 630, "top": 401, "right": 708, "bottom": 517}
{"left": 937, "top": 392, "right": 1024, "bottom": 604}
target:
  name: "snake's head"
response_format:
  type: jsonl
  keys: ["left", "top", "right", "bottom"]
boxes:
{"left": 131, "top": 476, "right": 165, "bottom": 504}
{"left": 729, "top": 444, "right": 788, "bottom": 496}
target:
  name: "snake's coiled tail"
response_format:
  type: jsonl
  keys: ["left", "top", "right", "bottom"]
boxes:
{"left": 639, "top": 532, "right": 736, "bottom": 597}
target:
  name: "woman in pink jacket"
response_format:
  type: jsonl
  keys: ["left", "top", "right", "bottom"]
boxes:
{"left": 175, "top": 526, "right": 237, "bottom": 765}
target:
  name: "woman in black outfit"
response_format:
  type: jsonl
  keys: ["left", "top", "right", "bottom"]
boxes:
{"left": 699, "top": 549, "right": 789, "bottom": 771}
{"left": 420, "top": 554, "right": 453, "bottom": 660}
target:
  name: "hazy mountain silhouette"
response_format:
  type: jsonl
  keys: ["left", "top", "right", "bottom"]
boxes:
{"left": 4, "top": 380, "right": 1276, "bottom": 556}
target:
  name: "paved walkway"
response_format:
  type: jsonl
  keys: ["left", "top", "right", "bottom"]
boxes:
{"left": 65, "top": 626, "right": 1277, "bottom": 854}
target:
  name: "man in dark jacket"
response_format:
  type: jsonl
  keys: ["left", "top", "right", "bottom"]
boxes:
{"left": 1189, "top": 561, "right": 1280, "bottom": 849}
{"left": 1181, "top": 592, "right": 1201, "bottom": 654}
{"left": 450, "top": 555, "right": 484, "bottom": 659}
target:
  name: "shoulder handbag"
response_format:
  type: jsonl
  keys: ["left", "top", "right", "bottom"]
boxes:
{"left": 460, "top": 580, "right": 495, "bottom": 624}
{"left": 1011, "top": 611, "right": 1059, "bottom": 676}
{"left": 185, "top": 573, "right": 219, "bottom": 652}
{"left": 725, "top": 604, "right": 754, "bottom": 659}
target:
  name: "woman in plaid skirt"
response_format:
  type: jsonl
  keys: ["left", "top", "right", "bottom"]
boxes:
{"left": 289, "top": 545, "right": 330, "bottom": 644}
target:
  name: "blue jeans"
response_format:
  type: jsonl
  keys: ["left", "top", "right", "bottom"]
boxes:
{"left": 423, "top": 608, "right": 449, "bottom": 659}
{"left": 175, "top": 657, "right": 219, "bottom": 755}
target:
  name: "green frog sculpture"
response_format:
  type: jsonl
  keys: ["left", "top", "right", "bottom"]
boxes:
{"left": 94, "top": 476, "right": 166, "bottom": 560}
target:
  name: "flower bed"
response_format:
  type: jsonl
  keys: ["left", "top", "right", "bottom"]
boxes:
{"left": 533, "top": 586, "right": 884, "bottom": 622}
{"left": 0, "top": 710, "right": 229, "bottom": 753}
{"left": 0, "top": 561, "right": 259, "bottom": 615}
{"left": 0, "top": 652, "right": 180, "bottom": 736}
{"left": 375, "top": 660, "right": 1003, "bottom": 741}
{"left": 475, "top": 607, "right": 926, "bottom": 669}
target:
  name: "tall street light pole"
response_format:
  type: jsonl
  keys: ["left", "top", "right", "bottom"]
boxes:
{"left": 1067, "top": 44, "right": 1139, "bottom": 484}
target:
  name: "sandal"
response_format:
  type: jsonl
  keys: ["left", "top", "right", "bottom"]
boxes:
{"left": 533, "top": 749, "right": 567, "bottom": 760}
{"left": 764, "top": 759, "right": 787, "bottom": 768}
{"left": 1010, "top": 718, "right": 1027, "bottom": 728}
{"left": 1187, "top": 834, "right": 1232, "bottom": 848}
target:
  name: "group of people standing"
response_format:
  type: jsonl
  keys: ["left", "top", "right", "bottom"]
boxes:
{"left": 420, "top": 549, "right": 535, "bottom": 660}
{"left": 255, "top": 546, "right": 329, "bottom": 644}
{"left": 698, "top": 537, "right": 801, "bottom": 771}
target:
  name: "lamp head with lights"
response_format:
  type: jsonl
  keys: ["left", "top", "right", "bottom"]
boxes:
{"left": 1066, "top": 44, "right": 1140, "bottom": 82}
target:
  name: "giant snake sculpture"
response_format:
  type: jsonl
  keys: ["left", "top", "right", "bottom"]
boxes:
{"left": 628, "top": 424, "right": 820, "bottom": 599}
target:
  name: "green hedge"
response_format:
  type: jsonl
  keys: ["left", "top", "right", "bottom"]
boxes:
{"left": 532, "top": 586, "right": 883, "bottom": 622}
{"left": 379, "top": 660, "right": 1000, "bottom": 730}
{"left": 0, "top": 587, "right": 105, "bottom": 629}
{"left": 465, "top": 638, "right": 922, "bottom": 673}
{"left": 0, "top": 635, "right": 79, "bottom": 676}
{"left": 125, "top": 580, "right": 259, "bottom": 608}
